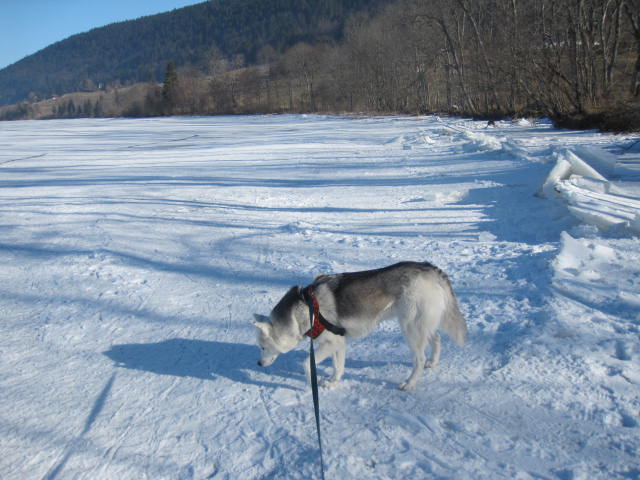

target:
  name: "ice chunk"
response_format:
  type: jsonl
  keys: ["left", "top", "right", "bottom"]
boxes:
{"left": 538, "top": 149, "right": 608, "bottom": 198}
{"left": 573, "top": 145, "right": 617, "bottom": 176}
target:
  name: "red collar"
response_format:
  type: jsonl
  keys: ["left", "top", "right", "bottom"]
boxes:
{"left": 302, "top": 285, "right": 346, "bottom": 339}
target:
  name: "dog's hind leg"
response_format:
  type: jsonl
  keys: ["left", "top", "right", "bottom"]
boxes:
{"left": 399, "top": 313, "right": 429, "bottom": 391}
{"left": 425, "top": 332, "right": 441, "bottom": 368}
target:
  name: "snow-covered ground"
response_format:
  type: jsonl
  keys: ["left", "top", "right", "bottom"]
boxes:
{"left": 0, "top": 115, "right": 638, "bottom": 480}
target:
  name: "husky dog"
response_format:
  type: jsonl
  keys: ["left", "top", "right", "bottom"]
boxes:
{"left": 254, "top": 261, "right": 467, "bottom": 391}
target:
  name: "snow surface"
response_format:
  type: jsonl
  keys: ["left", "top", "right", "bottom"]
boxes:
{"left": 0, "top": 115, "right": 639, "bottom": 480}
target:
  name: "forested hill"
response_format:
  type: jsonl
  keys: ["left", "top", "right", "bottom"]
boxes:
{"left": 0, "top": 0, "right": 392, "bottom": 106}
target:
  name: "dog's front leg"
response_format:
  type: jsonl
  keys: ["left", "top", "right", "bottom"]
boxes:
{"left": 303, "top": 335, "right": 342, "bottom": 387}
{"left": 326, "top": 335, "right": 346, "bottom": 388}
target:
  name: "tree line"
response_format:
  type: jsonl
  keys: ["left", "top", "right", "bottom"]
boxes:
{"left": 136, "top": 0, "right": 640, "bottom": 128}
{"left": 3, "top": 0, "right": 639, "bottom": 130}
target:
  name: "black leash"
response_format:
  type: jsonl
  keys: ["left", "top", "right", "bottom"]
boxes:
{"left": 306, "top": 295, "right": 326, "bottom": 480}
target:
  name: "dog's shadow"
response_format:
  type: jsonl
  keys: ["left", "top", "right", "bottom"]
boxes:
{"left": 104, "top": 338, "right": 395, "bottom": 390}
{"left": 104, "top": 338, "right": 301, "bottom": 390}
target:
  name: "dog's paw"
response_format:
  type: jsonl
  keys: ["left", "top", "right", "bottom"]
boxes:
{"left": 320, "top": 380, "right": 339, "bottom": 390}
{"left": 398, "top": 381, "right": 416, "bottom": 392}
{"left": 425, "top": 361, "right": 438, "bottom": 369}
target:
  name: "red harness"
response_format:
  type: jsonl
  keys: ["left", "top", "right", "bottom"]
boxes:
{"left": 302, "top": 285, "right": 347, "bottom": 339}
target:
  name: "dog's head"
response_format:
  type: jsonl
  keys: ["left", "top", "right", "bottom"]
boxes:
{"left": 254, "top": 286, "right": 307, "bottom": 367}
{"left": 253, "top": 315, "right": 282, "bottom": 367}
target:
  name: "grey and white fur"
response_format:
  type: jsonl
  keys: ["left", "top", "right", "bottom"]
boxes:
{"left": 254, "top": 261, "right": 467, "bottom": 391}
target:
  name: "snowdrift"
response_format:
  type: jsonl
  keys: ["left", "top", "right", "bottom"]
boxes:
{"left": 538, "top": 146, "right": 640, "bottom": 233}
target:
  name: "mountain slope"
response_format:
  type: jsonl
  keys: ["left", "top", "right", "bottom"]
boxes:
{"left": 0, "top": 0, "right": 392, "bottom": 106}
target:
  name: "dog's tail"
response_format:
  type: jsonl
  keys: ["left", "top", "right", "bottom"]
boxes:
{"left": 438, "top": 274, "right": 467, "bottom": 345}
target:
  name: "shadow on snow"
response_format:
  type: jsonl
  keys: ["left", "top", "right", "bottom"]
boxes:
{"left": 104, "top": 338, "right": 392, "bottom": 390}
{"left": 103, "top": 338, "right": 318, "bottom": 390}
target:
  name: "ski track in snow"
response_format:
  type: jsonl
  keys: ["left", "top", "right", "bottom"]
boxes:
{"left": 0, "top": 115, "right": 638, "bottom": 479}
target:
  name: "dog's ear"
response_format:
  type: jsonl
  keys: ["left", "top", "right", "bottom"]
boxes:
{"left": 253, "top": 313, "right": 269, "bottom": 324}
{"left": 295, "top": 285, "right": 304, "bottom": 298}
{"left": 253, "top": 320, "right": 271, "bottom": 336}
{"left": 253, "top": 315, "right": 272, "bottom": 336}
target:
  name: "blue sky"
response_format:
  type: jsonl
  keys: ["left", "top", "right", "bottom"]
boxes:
{"left": 0, "top": 0, "right": 203, "bottom": 70}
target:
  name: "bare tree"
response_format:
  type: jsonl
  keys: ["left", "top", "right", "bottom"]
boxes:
{"left": 625, "top": 0, "right": 640, "bottom": 96}
{"left": 600, "top": 0, "right": 624, "bottom": 93}
{"left": 281, "top": 43, "right": 322, "bottom": 111}
{"left": 237, "top": 67, "right": 264, "bottom": 112}
{"left": 205, "top": 46, "right": 231, "bottom": 77}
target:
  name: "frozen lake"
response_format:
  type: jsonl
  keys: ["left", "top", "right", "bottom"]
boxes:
{"left": 0, "top": 115, "right": 638, "bottom": 479}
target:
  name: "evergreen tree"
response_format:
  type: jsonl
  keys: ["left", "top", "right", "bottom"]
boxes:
{"left": 162, "top": 60, "right": 179, "bottom": 106}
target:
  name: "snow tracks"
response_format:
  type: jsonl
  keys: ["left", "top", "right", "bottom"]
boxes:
{"left": 0, "top": 116, "right": 638, "bottom": 479}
